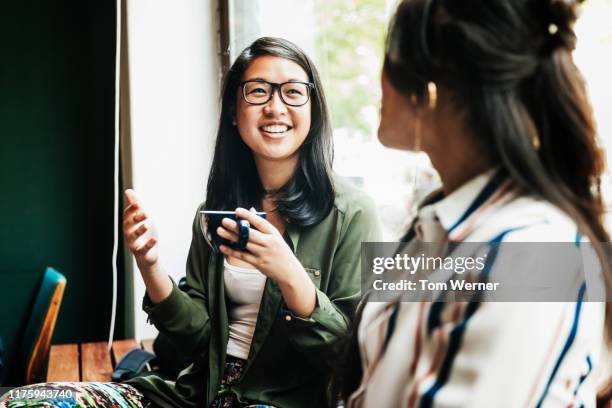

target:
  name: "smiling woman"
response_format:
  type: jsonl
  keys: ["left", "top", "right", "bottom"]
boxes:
{"left": 0, "top": 36, "right": 380, "bottom": 408}
{"left": 121, "top": 36, "right": 381, "bottom": 408}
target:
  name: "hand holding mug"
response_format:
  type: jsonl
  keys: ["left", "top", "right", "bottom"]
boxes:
{"left": 216, "top": 207, "right": 303, "bottom": 284}
{"left": 200, "top": 210, "right": 266, "bottom": 252}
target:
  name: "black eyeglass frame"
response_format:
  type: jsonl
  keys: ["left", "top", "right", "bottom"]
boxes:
{"left": 240, "top": 80, "right": 315, "bottom": 107}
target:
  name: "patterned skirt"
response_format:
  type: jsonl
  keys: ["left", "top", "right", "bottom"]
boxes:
{"left": 209, "top": 356, "right": 275, "bottom": 408}
{"left": 0, "top": 382, "right": 149, "bottom": 408}
{"left": 0, "top": 357, "right": 276, "bottom": 408}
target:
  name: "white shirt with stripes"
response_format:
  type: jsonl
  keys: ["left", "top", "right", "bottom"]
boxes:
{"left": 347, "top": 170, "right": 608, "bottom": 408}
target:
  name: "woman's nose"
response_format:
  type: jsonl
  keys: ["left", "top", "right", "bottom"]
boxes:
{"left": 263, "top": 90, "right": 287, "bottom": 116}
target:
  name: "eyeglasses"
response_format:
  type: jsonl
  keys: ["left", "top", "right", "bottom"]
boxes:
{"left": 240, "top": 80, "right": 314, "bottom": 107}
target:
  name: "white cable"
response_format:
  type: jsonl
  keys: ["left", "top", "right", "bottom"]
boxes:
{"left": 109, "top": 0, "right": 121, "bottom": 352}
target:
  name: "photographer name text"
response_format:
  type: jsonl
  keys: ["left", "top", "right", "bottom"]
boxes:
{"left": 370, "top": 253, "right": 499, "bottom": 292}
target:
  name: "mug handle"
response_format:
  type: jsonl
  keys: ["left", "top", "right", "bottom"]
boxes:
{"left": 236, "top": 219, "right": 250, "bottom": 250}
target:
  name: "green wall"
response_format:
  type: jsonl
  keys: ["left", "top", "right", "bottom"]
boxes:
{"left": 0, "top": 1, "right": 127, "bottom": 384}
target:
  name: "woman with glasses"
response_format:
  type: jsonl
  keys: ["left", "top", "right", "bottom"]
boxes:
{"left": 121, "top": 37, "right": 379, "bottom": 408}
{"left": 0, "top": 37, "right": 379, "bottom": 408}
{"left": 335, "top": 0, "right": 611, "bottom": 407}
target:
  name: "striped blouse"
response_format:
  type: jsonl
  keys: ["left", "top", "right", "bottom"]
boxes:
{"left": 347, "top": 169, "right": 608, "bottom": 408}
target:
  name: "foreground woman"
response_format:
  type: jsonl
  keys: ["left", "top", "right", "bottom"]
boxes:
{"left": 339, "top": 1, "right": 611, "bottom": 407}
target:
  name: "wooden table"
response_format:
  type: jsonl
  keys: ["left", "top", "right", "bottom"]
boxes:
{"left": 46, "top": 339, "right": 156, "bottom": 382}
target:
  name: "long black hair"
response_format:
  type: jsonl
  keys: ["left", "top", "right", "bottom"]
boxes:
{"left": 204, "top": 37, "right": 335, "bottom": 227}
{"left": 337, "top": 0, "right": 612, "bottom": 402}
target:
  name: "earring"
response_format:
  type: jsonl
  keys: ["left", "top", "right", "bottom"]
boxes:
{"left": 411, "top": 82, "right": 436, "bottom": 152}
{"left": 427, "top": 81, "right": 437, "bottom": 110}
{"left": 232, "top": 120, "right": 237, "bottom": 126}
{"left": 531, "top": 133, "right": 541, "bottom": 150}
{"left": 409, "top": 83, "right": 436, "bottom": 212}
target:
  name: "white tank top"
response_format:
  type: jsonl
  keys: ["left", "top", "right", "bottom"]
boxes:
{"left": 223, "top": 259, "right": 267, "bottom": 359}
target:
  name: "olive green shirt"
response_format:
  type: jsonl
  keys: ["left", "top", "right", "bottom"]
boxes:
{"left": 127, "top": 178, "right": 380, "bottom": 408}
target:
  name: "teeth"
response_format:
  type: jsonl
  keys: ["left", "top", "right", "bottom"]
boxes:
{"left": 262, "top": 125, "right": 290, "bottom": 133}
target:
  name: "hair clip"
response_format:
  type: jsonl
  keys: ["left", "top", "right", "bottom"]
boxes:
{"left": 548, "top": 23, "right": 559, "bottom": 35}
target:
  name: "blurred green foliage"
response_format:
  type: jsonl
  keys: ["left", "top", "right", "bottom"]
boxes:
{"left": 314, "top": 0, "right": 386, "bottom": 139}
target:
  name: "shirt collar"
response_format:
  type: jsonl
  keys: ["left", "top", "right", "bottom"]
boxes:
{"left": 419, "top": 168, "right": 499, "bottom": 234}
{"left": 285, "top": 223, "right": 300, "bottom": 253}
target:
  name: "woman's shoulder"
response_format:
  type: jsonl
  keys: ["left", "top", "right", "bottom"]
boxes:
{"left": 328, "top": 176, "right": 381, "bottom": 240}
{"left": 331, "top": 175, "right": 378, "bottom": 217}
{"left": 477, "top": 193, "right": 581, "bottom": 242}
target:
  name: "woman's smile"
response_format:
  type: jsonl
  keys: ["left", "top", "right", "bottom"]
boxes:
{"left": 260, "top": 122, "right": 293, "bottom": 137}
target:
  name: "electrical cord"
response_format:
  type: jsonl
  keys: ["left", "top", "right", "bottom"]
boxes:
{"left": 108, "top": 0, "right": 121, "bottom": 351}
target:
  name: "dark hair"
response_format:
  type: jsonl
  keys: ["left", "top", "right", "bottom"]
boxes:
{"left": 337, "top": 0, "right": 612, "bottom": 402}
{"left": 205, "top": 37, "right": 335, "bottom": 227}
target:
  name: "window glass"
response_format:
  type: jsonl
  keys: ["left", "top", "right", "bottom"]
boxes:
{"left": 228, "top": 0, "right": 612, "bottom": 237}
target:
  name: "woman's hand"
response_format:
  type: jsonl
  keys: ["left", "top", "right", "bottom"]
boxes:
{"left": 123, "top": 189, "right": 172, "bottom": 304}
{"left": 217, "top": 207, "right": 317, "bottom": 317}
{"left": 217, "top": 208, "right": 299, "bottom": 283}
{"left": 123, "top": 189, "right": 159, "bottom": 273}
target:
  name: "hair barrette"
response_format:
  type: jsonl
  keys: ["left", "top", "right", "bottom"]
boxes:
{"left": 548, "top": 23, "right": 559, "bottom": 35}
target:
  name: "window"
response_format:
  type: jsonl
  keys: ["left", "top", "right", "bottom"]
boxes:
{"left": 224, "top": 0, "right": 612, "bottom": 238}
{"left": 574, "top": 0, "right": 612, "bottom": 215}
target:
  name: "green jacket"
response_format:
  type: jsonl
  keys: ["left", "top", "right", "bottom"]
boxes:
{"left": 127, "top": 178, "right": 380, "bottom": 408}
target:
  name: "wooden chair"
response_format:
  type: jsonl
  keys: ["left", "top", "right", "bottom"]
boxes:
{"left": 17, "top": 267, "right": 66, "bottom": 384}
{"left": 47, "top": 339, "right": 157, "bottom": 382}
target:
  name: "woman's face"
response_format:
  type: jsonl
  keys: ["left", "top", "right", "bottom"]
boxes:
{"left": 235, "top": 55, "right": 311, "bottom": 166}
{"left": 378, "top": 72, "right": 419, "bottom": 151}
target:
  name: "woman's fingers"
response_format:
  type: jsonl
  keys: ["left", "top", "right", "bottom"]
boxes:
{"left": 124, "top": 216, "right": 148, "bottom": 239}
{"left": 124, "top": 213, "right": 156, "bottom": 254}
{"left": 128, "top": 227, "right": 147, "bottom": 250}
{"left": 124, "top": 189, "right": 140, "bottom": 206}
{"left": 217, "top": 225, "right": 266, "bottom": 252}
{"left": 244, "top": 241, "right": 265, "bottom": 255}
{"left": 123, "top": 189, "right": 147, "bottom": 228}
{"left": 221, "top": 218, "right": 266, "bottom": 245}
{"left": 133, "top": 211, "right": 147, "bottom": 223}
{"left": 123, "top": 208, "right": 147, "bottom": 227}
{"left": 219, "top": 245, "right": 259, "bottom": 266}
{"left": 217, "top": 226, "right": 238, "bottom": 243}
{"left": 235, "top": 208, "right": 275, "bottom": 234}
{"left": 220, "top": 218, "right": 239, "bottom": 233}
{"left": 132, "top": 222, "right": 148, "bottom": 240}
{"left": 123, "top": 203, "right": 138, "bottom": 224}
{"left": 135, "top": 236, "right": 157, "bottom": 255}
{"left": 123, "top": 202, "right": 137, "bottom": 217}
{"left": 121, "top": 190, "right": 159, "bottom": 265}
